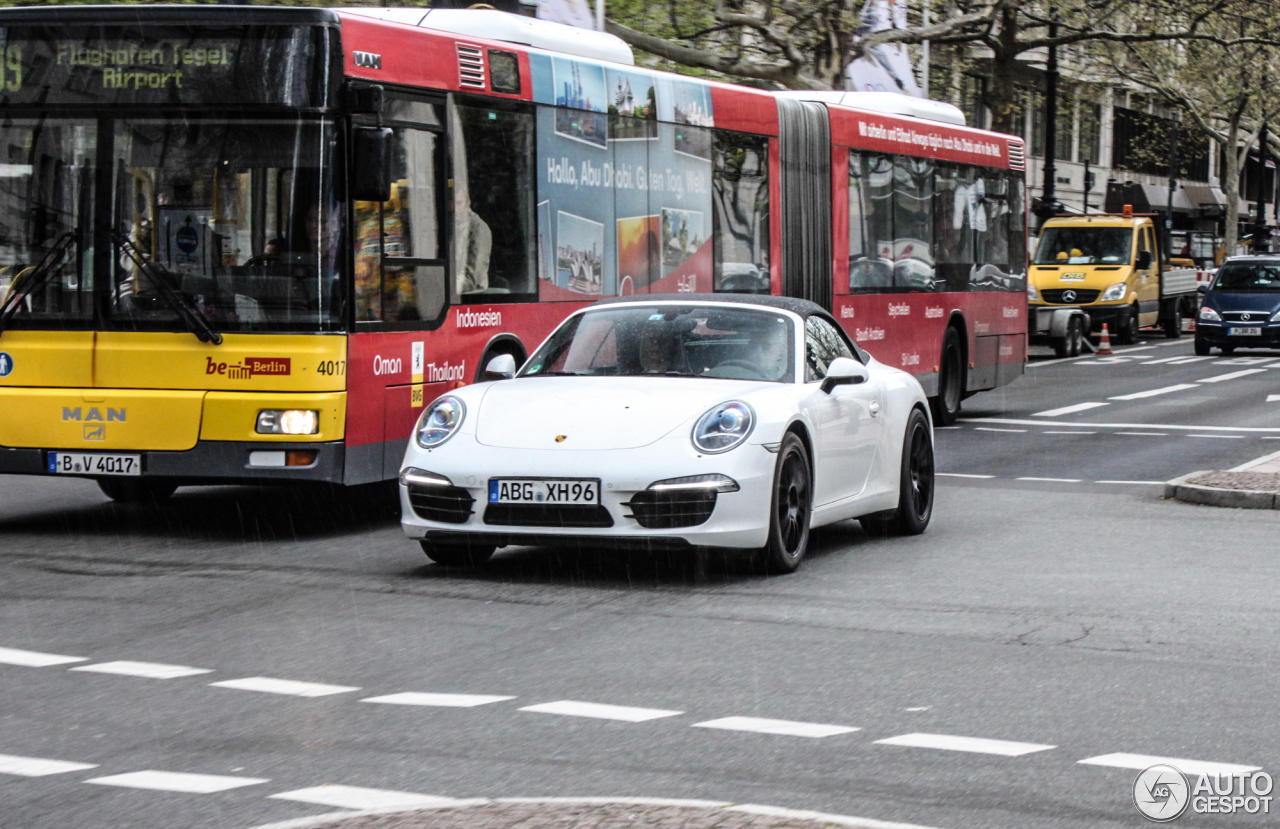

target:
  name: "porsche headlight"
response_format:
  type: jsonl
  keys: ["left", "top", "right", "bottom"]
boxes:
{"left": 416, "top": 396, "right": 465, "bottom": 448}
{"left": 1027, "top": 283, "right": 1041, "bottom": 302}
{"left": 692, "top": 401, "right": 755, "bottom": 454}
{"left": 1199, "top": 306, "right": 1222, "bottom": 321}
{"left": 1099, "top": 282, "right": 1127, "bottom": 302}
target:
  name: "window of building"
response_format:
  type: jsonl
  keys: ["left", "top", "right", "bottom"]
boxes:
{"left": 712, "top": 130, "right": 770, "bottom": 294}
{"left": 1079, "top": 101, "right": 1102, "bottom": 164}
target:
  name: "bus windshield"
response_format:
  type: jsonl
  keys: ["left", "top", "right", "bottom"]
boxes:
{"left": 1034, "top": 227, "right": 1133, "bottom": 265}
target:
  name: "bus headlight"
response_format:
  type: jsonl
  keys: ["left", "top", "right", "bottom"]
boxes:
{"left": 257, "top": 409, "right": 319, "bottom": 435}
{"left": 692, "top": 401, "right": 755, "bottom": 454}
{"left": 1100, "top": 282, "right": 1127, "bottom": 302}
{"left": 416, "top": 395, "right": 465, "bottom": 448}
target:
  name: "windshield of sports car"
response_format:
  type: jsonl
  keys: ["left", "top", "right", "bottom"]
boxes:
{"left": 521, "top": 305, "right": 796, "bottom": 383}
{"left": 1033, "top": 227, "right": 1133, "bottom": 265}
{"left": 1212, "top": 262, "right": 1280, "bottom": 291}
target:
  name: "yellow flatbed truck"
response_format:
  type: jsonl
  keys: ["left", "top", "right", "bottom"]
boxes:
{"left": 1028, "top": 211, "right": 1200, "bottom": 356}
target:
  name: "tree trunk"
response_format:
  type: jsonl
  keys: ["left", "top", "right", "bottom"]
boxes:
{"left": 1222, "top": 115, "right": 1241, "bottom": 255}
{"left": 983, "top": 9, "right": 1022, "bottom": 134}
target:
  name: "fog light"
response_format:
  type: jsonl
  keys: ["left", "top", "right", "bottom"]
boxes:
{"left": 286, "top": 450, "right": 317, "bottom": 467}
{"left": 257, "top": 409, "right": 319, "bottom": 435}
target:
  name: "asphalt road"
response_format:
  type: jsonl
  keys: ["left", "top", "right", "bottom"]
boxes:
{"left": 2, "top": 338, "right": 1279, "bottom": 829}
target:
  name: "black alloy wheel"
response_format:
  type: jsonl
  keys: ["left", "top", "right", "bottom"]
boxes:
{"left": 420, "top": 540, "right": 496, "bottom": 568}
{"left": 930, "top": 327, "right": 964, "bottom": 426}
{"left": 757, "top": 432, "right": 812, "bottom": 574}
{"left": 97, "top": 478, "right": 178, "bottom": 504}
{"left": 861, "top": 408, "right": 934, "bottom": 536}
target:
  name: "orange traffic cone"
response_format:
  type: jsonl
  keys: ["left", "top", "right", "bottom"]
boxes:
{"left": 1097, "top": 323, "right": 1114, "bottom": 356}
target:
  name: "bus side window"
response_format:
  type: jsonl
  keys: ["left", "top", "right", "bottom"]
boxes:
{"left": 712, "top": 129, "right": 770, "bottom": 294}
{"left": 850, "top": 152, "right": 894, "bottom": 291}
{"left": 894, "top": 156, "right": 935, "bottom": 291}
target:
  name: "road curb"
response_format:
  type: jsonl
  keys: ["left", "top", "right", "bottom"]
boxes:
{"left": 1164, "top": 471, "right": 1280, "bottom": 510}
{"left": 246, "top": 796, "right": 947, "bottom": 829}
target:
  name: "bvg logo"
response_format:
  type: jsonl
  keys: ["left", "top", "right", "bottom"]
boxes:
{"left": 63, "top": 407, "right": 124, "bottom": 441}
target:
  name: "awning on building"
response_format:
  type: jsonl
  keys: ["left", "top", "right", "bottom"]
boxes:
{"left": 1106, "top": 181, "right": 1207, "bottom": 214}
{"left": 1181, "top": 183, "right": 1227, "bottom": 217}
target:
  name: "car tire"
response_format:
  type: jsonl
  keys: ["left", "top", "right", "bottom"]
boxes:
{"left": 1053, "top": 316, "right": 1083, "bottom": 359}
{"left": 420, "top": 540, "right": 495, "bottom": 568}
{"left": 1164, "top": 303, "right": 1183, "bottom": 339}
{"left": 861, "top": 408, "right": 934, "bottom": 537}
{"left": 756, "top": 432, "right": 812, "bottom": 574}
{"left": 930, "top": 327, "right": 964, "bottom": 426}
{"left": 97, "top": 478, "right": 178, "bottom": 504}
{"left": 1194, "top": 336, "right": 1210, "bottom": 356}
{"left": 1117, "top": 304, "right": 1140, "bottom": 345}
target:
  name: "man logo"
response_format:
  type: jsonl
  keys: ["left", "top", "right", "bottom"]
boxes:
{"left": 83, "top": 424, "right": 106, "bottom": 441}
{"left": 1061, "top": 290, "right": 1077, "bottom": 303}
{"left": 353, "top": 51, "right": 382, "bottom": 69}
{"left": 555, "top": 435, "right": 567, "bottom": 443}
{"left": 1133, "top": 764, "right": 1190, "bottom": 822}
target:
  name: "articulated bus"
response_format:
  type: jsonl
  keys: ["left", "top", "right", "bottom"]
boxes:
{"left": 0, "top": 6, "right": 1026, "bottom": 501}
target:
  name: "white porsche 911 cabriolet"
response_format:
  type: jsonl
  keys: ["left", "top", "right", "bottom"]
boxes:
{"left": 399, "top": 295, "right": 934, "bottom": 573}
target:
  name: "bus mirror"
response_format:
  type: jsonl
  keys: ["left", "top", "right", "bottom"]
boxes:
{"left": 1135, "top": 250, "right": 1152, "bottom": 270}
{"left": 352, "top": 127, "right": 393, "bottom": 202}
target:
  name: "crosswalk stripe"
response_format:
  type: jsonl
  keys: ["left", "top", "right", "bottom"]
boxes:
{"left": 70, "top": 661, "right": 212, "bottom": 679}
{"left": 519, "top": 700, "right": 683, "bottom": 722}
{"left": 0, "top": 646, "right": 87, "bottom": 667}
{"left": 209, "top": 677, "right": 360, "bottom": 697}
{"left": 0, "top": 753, "right": 98, "bottom": 777}
{"left": 1078, "top": 753, "right": 1260, "bottom": 777}
{"left": 692, "top": 716, "right": 858, "bottom": 738}
{"left": 270, "top": 785, "right": 458, "bottom": 810}
{"left": 86, "top": 770, "right": 269, "bottom": 793}
{"left": 874, "top": 732, "right": 1056, "bottom": 756}
{"left": 361, "top": 692, "right": 515, "bottom": 708}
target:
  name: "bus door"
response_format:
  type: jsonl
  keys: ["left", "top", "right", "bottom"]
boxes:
{"left": 349, "top": 92, "right": 448, "bottom": 483}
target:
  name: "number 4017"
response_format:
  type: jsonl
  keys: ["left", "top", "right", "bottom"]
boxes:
{"left": 0, "top": 46, "right": 22, "bottom": 92}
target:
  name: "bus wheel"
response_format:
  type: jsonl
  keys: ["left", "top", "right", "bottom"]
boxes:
{"left": 420, "top": 540, "right": 495, "bottom": 568}
{"left": 930, "top": 327, "right": 964, "bottom": 426}
{"left": 97, "top": 478, "right": 178, "bottom": 504}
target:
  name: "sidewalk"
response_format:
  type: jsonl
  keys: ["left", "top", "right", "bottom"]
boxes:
{"left": 1165, "top": 450, "right": 1280, "bottom": 509}
{"left": 253, "top": 799, "right": 942, "bottom": 829}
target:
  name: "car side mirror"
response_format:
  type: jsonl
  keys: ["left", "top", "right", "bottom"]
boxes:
{"left": 351, "top": 126, "right": 393, "bottom": 202}
{"left": 821, "top": 357, "right": 869, "bottom": 394}
{"left": 1197, "top": 284, "right": 1209, "bottom": 294}
{"left": 1135, "top": 250, "right": 1152, "bottom": 270}
{"left": 483, "top": 353, "right": 516, "bottom": 381}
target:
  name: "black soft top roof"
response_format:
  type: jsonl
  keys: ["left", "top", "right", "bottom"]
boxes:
{"left": 594, "top": 293, "right": 827, "bottom": 318}
{"left": 0, "top": 5, "right": 339, "bottom": 26}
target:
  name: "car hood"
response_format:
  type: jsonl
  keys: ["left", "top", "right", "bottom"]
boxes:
{"left": 1205, "top": 291, "right": 1280, "bottom": 315}
{"left": 473, "top": 376, "right": 770, "bottom": 450}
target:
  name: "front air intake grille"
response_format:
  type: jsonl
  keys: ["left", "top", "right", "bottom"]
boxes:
{"left": 1222, "top": 311, "right": 1269, "bottom": 322}
{"left": 1041, "top": 289, "right": 1100, "bottom": 304}
{"left": 484, "top": 504, "right": 614, "bottom": 528}
{"left": 457, "top": 44, "right": 486, "bottom": 89}
{"left": 408, "top": 485, "right": 475, "bottom": 524}
{"left": 624, "top": 490, "right": 717, "bottom": 529}
{"left": 1007, "top": 141, "right": 1026, "bottom": 170}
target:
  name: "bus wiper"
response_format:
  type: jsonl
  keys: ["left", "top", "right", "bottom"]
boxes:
{"left": 112, "top": 231, "right": 223, "bottom": 346}
{"left": 0, "top": 232, "right": 77, "bottom": 338}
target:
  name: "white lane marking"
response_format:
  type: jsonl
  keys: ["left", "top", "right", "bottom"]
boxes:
{"left": 1188, "top": 434, "right": 1244, "bottom": 439}
{"left": 1042, "top": 431, "right": 1097, "bottom": 435}
{"left": 1108, "top": 384, "right": 1200, "bottom": 401}
{"left": 210, "top": 677, "right": 360, "bottom": 697}
{"left": 1198, "top": 368, "right": 1269, "bottom": 383}
{"left": 962, "top": 417, "right": 1280, "bottom": 433}
{"left": 935, "top": 425, "right": 962, "bottom": 430}
{"left": 692, "top": 717, "right": 859, "bottom": 738}
{"left": 937, "top": 473, "right": 995, "bottom": 479}
{"left": 271, "top": 785, "right": 458, "bottom": 811}
{"left": 86, "top": 770, "right": 269, "bottom": 793}
{"left": 975, "top": 427, "right": 1026, "bottom": 433}
{"left": 1142, "top": 356, "right": 1191, "bottom": 365}
{"left": 1267, "top": 394, "right": 1280, "bottom": 402}
{"left": 1096, "top": 480, "right": 1166, "bottom": 485}
{"left": 1116, "top": 432, "right": 1167, "bottom": 437}
{"left": 904, "top": 707, "right": 930, "bottom": 712}
{"left": 875, "top": 732, "right": 1055, "bottom": 756}
{"left": 1078, "top": 753, "right": 1260, "bottom": 777}
{"left": 1167, "top": 356, "right": 1216, "bottom": 364}
{"left": 518, "top": 700, "right": 683, "bottom": 722}
{"left": 1032, "top": 402, "right": 1109, "bottom": 417}
{"left": 1217, "top": 357, "right": 1273, "bottom": 365}
{"left": 0, "top": 646, "right": 87, "bottom": 667}
{"left": 70, "top": 661, "right": 212, "bottom": 679}
{"left": 1017, "top": 477, "right": 1081, "bottom": 482}
{"left": 361, "top": 692, "right": 515, "bottom": 708}
{"left": 0, "top": 753, "right": 98, "bottom": 777}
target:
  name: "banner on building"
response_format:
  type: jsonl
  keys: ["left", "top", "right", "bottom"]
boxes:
{"left": 846, "top": 0, "right": 922, "bottom": 97}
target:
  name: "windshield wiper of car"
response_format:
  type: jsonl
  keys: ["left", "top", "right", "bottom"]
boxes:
{"left": 0, "top": 231, "right": 77, "bottom": 338}
{"left": 112, "top": 231, "right": 223, "bottom": 345}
